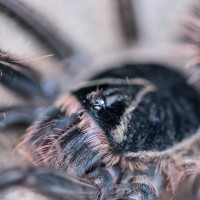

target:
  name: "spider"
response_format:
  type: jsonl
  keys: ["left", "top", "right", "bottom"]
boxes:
{"left": 0, "top": 1, "right": 200, "bottom": 200}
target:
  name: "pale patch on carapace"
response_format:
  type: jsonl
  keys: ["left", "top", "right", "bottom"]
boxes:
{"left": 110, "top": 83, "right": 156, "bottom": 143}
{"left": 72, "top": 77, "right": 155, "bottom": 92}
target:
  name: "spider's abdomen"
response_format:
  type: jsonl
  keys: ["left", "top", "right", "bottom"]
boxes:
{"left": 75, "top": 63, "right": 200, "bottom": 153}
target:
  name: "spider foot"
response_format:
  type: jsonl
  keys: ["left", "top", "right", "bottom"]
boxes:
{"left": 0, "top": 166, "right": 95, "bottom": 200}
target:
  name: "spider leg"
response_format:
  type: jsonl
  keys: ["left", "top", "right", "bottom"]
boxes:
{"left": 0, "top": 0, "right": 74, "bottom": 59}
{"left": 0, "top": 105, "right": 45, "bottom": 129}
{"left": 0, "top": 52, "right": 57, "bottom": 100}
{"left": 116, "top": 0, "right": 138, "bottom": 44}
{"left": 160, "top": 173, "right": 200, "bottom": 200}
{"left": 0, "top": 52, "right": 58, "bottom": 129}
{"left": 0, "top": 166, "right": 96, "bottom": 200}
{"left": 0, "top": 0, "right": 90, "bottom": 70}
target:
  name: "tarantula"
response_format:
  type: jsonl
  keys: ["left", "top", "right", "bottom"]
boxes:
{"left": 0, "top": 1, "right": 200, "bottom": 200}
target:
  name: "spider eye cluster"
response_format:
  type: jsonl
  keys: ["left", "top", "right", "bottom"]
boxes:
{"left": 87, "top": 91, "right": 106, "bottom": 110}
{"left": 91, "top": 95, "right": 106, "bottom": 110}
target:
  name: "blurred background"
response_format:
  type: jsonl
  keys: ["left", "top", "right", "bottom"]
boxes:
{"left": 0, "top": 0, "right": 198, "bottom": 199}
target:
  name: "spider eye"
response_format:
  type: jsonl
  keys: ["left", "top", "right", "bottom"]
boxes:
{"left": 88, "top": 94, "right": 106, "bottom": 110}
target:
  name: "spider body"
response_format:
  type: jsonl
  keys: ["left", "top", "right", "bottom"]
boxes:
{"left": 13, "top": 62, "right": 200, "bottom": 200}
{"left": 0, "top": 1, "right": 200, "bottom": 200}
